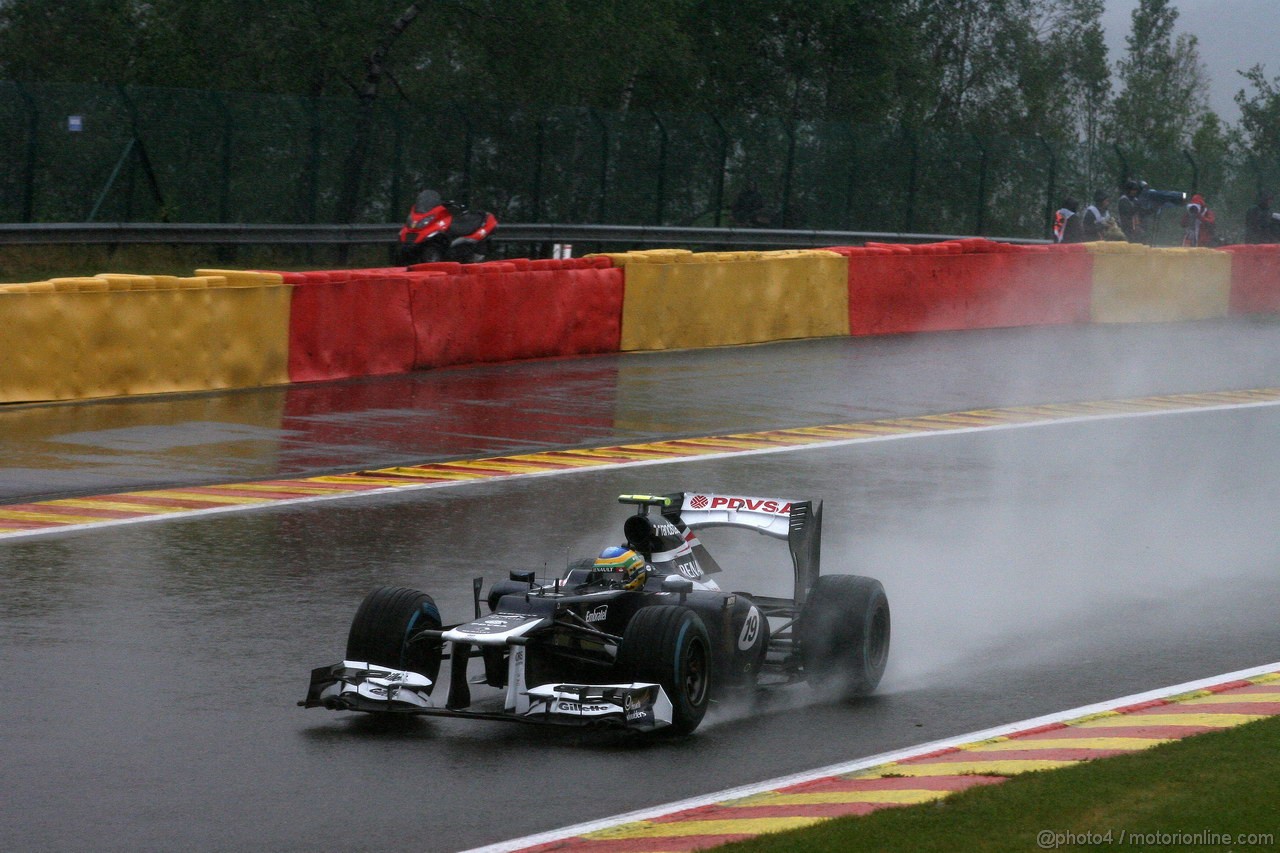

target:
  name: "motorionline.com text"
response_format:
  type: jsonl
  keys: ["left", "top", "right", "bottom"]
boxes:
{"left": 1037, "top": 829, "right": 1274, "bottom": 849}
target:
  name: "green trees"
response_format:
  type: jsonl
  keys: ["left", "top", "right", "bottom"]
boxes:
{"left": 0, "top": 0, "right": 1230, "bottom": 149}
{"left": 1110, "top": 0, "right": 1209, "bottom": 169}
{"left": 1232, "top": 64, "right": 1280, "bottom": 217}
{"left": 0, "top": 0, "right": 1270, "bottom": 233}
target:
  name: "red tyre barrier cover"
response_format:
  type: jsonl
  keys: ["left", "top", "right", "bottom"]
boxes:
{"left": 286, "top": 273, "right": 420, "bottom": 382}
{"left": 409, "top": 267, "right": 624, "bottom": 369}
{"left": 833, "top": 242, "right": 1092, "bottom": 335}
{"left": 408, "top": 261, "right": 464, "bottom": 274}
{"left": 1222, "top": 244, "right": 1280, "bottom": 315}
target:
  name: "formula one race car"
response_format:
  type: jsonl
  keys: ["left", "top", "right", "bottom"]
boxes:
{"left": 301, "top": 492, "right": 890, "bottom": 735}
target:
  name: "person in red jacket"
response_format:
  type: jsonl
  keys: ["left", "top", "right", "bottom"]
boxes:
{"left": 1053, "top": 197, "right": 1083, "bottom": 243}
{"left": 1182, "top": 194, "right": 1216, "bottom": 247}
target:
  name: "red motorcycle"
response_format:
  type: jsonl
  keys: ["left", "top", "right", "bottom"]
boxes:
{"left": 396, "top": 190, "right": 498, "bottom": 264}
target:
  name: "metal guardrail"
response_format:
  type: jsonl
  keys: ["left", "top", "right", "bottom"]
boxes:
{"left": 0, "top": 222, "right": 1049, "bottom": 248}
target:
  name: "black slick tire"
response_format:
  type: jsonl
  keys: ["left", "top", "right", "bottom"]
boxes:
{"left": 798, "top": 575, "right": 890, "bottom": 697}
{"left": 346, "top": 586, "right": 443, "bottom": 691}
{"left": 616, "top": 605, "right": 711, "bottom": 734}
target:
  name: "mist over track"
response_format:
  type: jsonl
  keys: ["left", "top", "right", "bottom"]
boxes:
{"left": 2, "top": 318, "right": 1279, "bottom": 852}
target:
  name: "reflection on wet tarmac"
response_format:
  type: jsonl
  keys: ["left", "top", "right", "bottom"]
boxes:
{"left": 3, "top": 320, "right": 1280, "bottom": 851}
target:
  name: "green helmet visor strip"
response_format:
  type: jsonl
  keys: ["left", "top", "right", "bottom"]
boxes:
{"left": 593, "top": 549, "right": 648, "bottom": 585}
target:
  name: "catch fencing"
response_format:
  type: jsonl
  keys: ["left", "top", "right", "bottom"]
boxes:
{"left": 3, "top": 81, "right": 1276, "bottom": 243}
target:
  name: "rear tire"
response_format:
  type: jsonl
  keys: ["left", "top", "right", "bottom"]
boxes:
{"left": 616, "top": 605, "right": 711, "bottom": 734}
{"left": 798, "top": 575, "right": 890, "bottom": 697}
{"left": 346, "top": 586, "right": 443, "bottom": 691}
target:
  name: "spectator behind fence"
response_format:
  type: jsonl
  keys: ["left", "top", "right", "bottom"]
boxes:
{"left": 1244, "top": 191, "right": 1280, "bottom": 244}
{"left": 1117, "top": 180, "right": 1143, "bottom": 242}
{"left": 1081, "top": 190, "right": 1113, "bottom": 241}
{"left": 1181, "top": 193, "right": 1216, "bottom": 247}
{"left": 1053, "top": 197, "right": 1082, "bottom": 243}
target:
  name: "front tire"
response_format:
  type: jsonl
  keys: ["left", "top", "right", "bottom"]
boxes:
{"left": 346, "top": 586, "right": 443, "bottom": 692}
{"left": 798, "top": 575, "right": 890, "bottom": 697}
{"left": 395, "top": 242, "right": 421, "bottom": 265}
{"left": 616, "top": 605, "right": 711, "bottom": 734}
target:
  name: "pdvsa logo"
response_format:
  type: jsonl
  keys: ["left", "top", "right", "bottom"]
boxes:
{"left": 709, "top": 496, "right": 791, "bottom": 515}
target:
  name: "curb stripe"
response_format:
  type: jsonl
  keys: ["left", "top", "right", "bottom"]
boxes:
{"left": 4, "top": 387, "right": 1280, "bottom": 542}
{"left": 462, "top": 662, "right": 1280, "bottom": 853}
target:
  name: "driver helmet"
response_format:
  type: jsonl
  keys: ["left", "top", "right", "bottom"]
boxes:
{"left": 594, "top": 546, "right": 648, "bottom": 591}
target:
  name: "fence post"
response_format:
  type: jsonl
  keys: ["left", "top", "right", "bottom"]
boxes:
{"left": 710, "top": 114, "right": 728, "bottom": 227}
{"left": 781, "top": 118, "right": 796, "bottom": 227}
{"left": 973, "top": 134, "right": 988, "bottom": 236}
{"left": 532, "top": 117, "right": 545, "bottom": 221}
{"left": 843, "top": 122, "right": 857, "bottom": 229}
{"left": 453, "top": 104, "right": 473, "bottom": 207}
{"left": 304, "top": 99, "right": 322, "bottom": 225}
{"left": 16, "top": 83, "right": 38, "bottom": 222}
{"left": 211, "top": 92, "right": 233, "bottom": 224}
{"left": 590, "top": 108, "right": 610, "bottom": 222}
{"left": 1182, "top": 149, "right": 1199, "bottom": 194}
{"left": 650, "top": 109, "right": 668, "bottom": 225}
{"left": 388, "top": 103, "right": 404, "bottom": 221}
{"left": 1038, "top": 135, "right": 1057, "bottom": 240}
{"left": 902, "top": 128, "right": 918, "bottom": 233}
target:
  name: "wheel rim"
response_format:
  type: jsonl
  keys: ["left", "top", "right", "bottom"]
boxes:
{"left": 683, "top": 636, "right": 709, "bottom": 705}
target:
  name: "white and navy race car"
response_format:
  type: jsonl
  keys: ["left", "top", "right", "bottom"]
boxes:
{"left": 301, "top": 492, "right": 890, "bottom": 735}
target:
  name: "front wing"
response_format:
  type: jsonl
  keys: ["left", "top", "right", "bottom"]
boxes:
{"left": 301, "top": 661, "right": 674, "bottom": 731}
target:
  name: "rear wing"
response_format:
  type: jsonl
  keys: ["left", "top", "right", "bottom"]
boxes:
{"left": 617, "top": 492, "right": 822, "bottom": 606}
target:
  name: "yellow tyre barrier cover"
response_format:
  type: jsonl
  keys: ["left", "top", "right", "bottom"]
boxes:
{"left": 1088, "top": 244, "right": 1231, "bottom": 323}
{"left": 610, "top": 249, "right": 850, "bottom": 351}
{"left": 0, "top": 275, "right": 291, "bottom": 403}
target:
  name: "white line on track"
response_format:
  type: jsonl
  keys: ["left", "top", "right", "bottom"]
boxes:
{"left": 3, "top": 396, "right": 1279, "bottom": 542}
{"left": 459, "top": 660, "right": 1280, "bottom": 853}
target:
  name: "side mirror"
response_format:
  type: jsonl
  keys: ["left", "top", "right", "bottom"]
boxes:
{"left": 510, "top": 570, "right": 536, "bottom": 585}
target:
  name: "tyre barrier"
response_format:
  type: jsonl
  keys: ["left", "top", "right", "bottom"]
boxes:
{"left": 1, "top": 243, "right": 1279, "bottom": 403}
{"left": 602, "top": 248, "right": 848, "bottom": 351}
{"left": 1085, "top": 243, "right": 1231, "bottom": 324}
{"left": 408, "top": 262, "right": 623, "bottom": 370}
{"left": 0, "top": 270, "right": 289, "bottom": 402}
{"left": 828, "top": 241, "right": 1092, "bottom": 335}
{"left": 282, "top": 270, "right": 420, "bottom": 382}
{"left": 1220, "top": 243, "right": 1280, "bottom": 315}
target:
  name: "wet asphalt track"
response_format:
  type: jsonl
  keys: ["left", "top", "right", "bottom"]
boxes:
{"left": 2, "top": 319, "right": 1280, "bottom": 852}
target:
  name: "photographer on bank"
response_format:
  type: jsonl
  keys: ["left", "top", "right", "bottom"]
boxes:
{"left": 1117, "top": 179, "right": 1189, "bottom": 244}
{"left": 1117, "top": 180, "right": 1144, "bottom": 241}
{"left": 1181, "top": 193, "right": 1217, "bottom": 247}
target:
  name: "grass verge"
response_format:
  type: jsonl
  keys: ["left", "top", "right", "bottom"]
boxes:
{"left": 717, "top": 715, "right": 1280, "bottom": 852}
